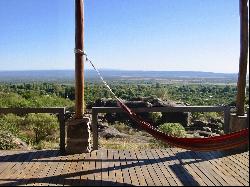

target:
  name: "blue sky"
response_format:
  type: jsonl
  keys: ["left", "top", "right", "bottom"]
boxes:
{"left": 0, "top": 0, "right": 245, "bottom": 73}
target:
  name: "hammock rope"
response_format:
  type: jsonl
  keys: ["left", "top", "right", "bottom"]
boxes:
{"left": 80, "top": 50, "right": 249, "bottom": 152}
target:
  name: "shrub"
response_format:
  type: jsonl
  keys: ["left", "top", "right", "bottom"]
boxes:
{"left": 0, "top": 114, "right": 23, "bottom": 136}
{"left": 192, "top": 112, "right": 222, "bottom": 122}
{"left": 149, "top": 112, "right": 162, "bottom": 124}
{"left": 152, "top": 123, "right": 187, "bottom": 148}
{"left": 25, "top": 114, "right": 59, "bottom": 144}
{"left": 158, "top": 123, "right": 186, "bottom": 138}
{"left": 0, "top": 130, "right": 17, "bottom": 150}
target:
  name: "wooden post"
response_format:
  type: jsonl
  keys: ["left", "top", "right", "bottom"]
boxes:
{"left": 75, "top": 0, "right": 84, "bottom": 118}
{"left": 59, "top": 108, "right": 66, "bottom": 153}
{"left": 223, "top": 106, "right": 231, "bottom": 134}
{"left": 236, "top": 0, "right": 248, "bottom": 116}
{"left": 92, "top": 111, "right": 98, "bottom": 150}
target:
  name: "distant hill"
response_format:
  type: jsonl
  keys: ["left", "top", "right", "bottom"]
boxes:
{"left": 0, "top": 69, "right": 241, "bottom": 83}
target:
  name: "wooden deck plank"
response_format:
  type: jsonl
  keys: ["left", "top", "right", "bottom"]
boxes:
{"left": 52, "top": 153, "right": 72, "bottom": 186}
{"left": 35, "top": 151, "right": 60, "bottom": 186}
{"left": 146, "top": 149, "right": 170, "bottom": 186}
{"left": 91, "top": 150, "right": 102, "bottom": 186}
{"left": 154, "top": 149, "right": 182, "bottom": 186}
{"left": 222, "top": 155, "right": 249, "bottom": 177}
{"left": 112, "top": 150, "right": 124, "bottom": 186}
{"left": 193, "top": 151, "right": 231, "bottom": 186}
{"left": 61, "top": 153, "right": 80, "bottom": 186}
{"left": 45, "top": 153, "right": 65, "bottom": 186}
{"left": 171, "top": 150, "right": 207, "bottom": 186}
{"left": 100, "top": 149, "right": 110, "bottom": 185}
{"left": 98, "top": 149, "right": 104, "bottom": 186}
{"left": 222, "top": 153, "right": 249, "bottom": 180}
{"left": 197, "top": 151, "right": 243, "bottom": 186}
{"left": 95, "top": 150, "right": 103, "bottom": 186}
{"left": 0, "top": 151, "right": 24, "bottom": 175}
{"left": 213, "top": 152, "right": 249, "bottom": 184}
{"left": 69, "top": 153, "right": 85, "bottom": 186}
{"left": 113, "top": 150, "right": 122, "bottom": 185}
{"left": 166, "top": 148, "right": 205, "bottom": 186}
{"left": 4, "top": 151, "right": 41, "bottom": 186}
{"left": 0, "top": 151, "right": 28, "bottom": 177}
{"left": 0, "top": 152, "right": 26, "bottom": 180}
{"left": 107, "top": 150, "right": 117, "bottom": 184}
{"left": 0, "top": 151, "right": 36, "bottom": 186}
{"left": 50, "top": 154, "right": 70, "bottom": 186}
{"left": 220, "top": 154, "right": 249, "bottom": 186}
{"left": 228, "top": 153, "right": 249, "bottom": 171}
{"left": 25, "top": 151, "right": 56, "bottom": 186}
{"left": 206, "top": 153, "right": 247, "bottom": 185}
{"left": 195, "top": 152, "right": 239, "bottom": 186}
{"left": 128, "top": 150, "right": 147, "bottom": 186}
{"left": 139, "top": 149, "right": 163, "bottom": 186}
{"left": 188, "top": 150, "right": 226, "bottom": 186}
{"left": 0, "top": 149, "right": 248, "bottom": 186}
{"left": 182, "top": 150, "right": 223, "bottom": 186}
{"left": 119, "top": 150, "right": 132, "bottom": 186}
{"left": 26, "top": 151, "right": 59, "bottom": 186}
{"left": 134, "top": 149, "right": 155, "bottom": 186}
{"left": 137, "top": 150, "right": 159, "bottom": 186}
{"left": 124, "top": 150, "right": 140, "bottom": 186}
{"left": 87, "top": 151, "right": 96, "bottom": 185}
{"left": 79, "top": 152, "right": 91, "bottom": 186}
{"left": 150, "top": 149, "right": 173, "bottom": 185}
{"left": 40, "top": 151, "right": 62, "bottom": 186}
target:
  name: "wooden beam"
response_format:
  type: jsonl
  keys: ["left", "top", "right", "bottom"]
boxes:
{"left": 0, "top": 107, "right": 65, "bottom": 115}
{"left": 236, "top": 0, "right": 248, "bottom": 116}
{"left": 75, "top": 0, "right": 84, "bottom": 118}
{"left": 92, "top": 106, "right": 229, "bottom": 113}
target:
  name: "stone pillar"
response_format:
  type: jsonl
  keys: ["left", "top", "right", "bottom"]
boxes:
{"left": 228, "top": 112, "right": 249, "bottom": 152}
{"left": 66, "top": 117, "right": 92, "bottom": 154}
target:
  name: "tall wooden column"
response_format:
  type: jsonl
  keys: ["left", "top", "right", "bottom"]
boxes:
{"left": 75, "top": 0, "right": 84, "bottom": 118}
{"left": 227, "top": 0, "right": 249, "bottom": 152}
{"left": 236, "top": 0, "right": 248, "bottom": 116}
{"left": 66, "top": 0, "right": 91, "bottom": 154}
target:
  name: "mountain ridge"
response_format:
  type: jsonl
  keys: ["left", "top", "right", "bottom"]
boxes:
{"left": 0, "top": 69, "right": 243, "bottom": 83}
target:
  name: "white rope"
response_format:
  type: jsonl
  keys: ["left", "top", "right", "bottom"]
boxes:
{"left": 75, "top": 49, "right": 123, "bottom": 103}
{"left": 86, "top": 57, "right": 122, "bottom": 102}
{"left": 74, "top": 48, "right": 85, "bottom": 55}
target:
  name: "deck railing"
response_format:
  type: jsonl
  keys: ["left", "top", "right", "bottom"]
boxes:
{"left": 0, "top": 107, "right": 66, "bottom": 153}
{"left": 0, "top": 106, "right": 239, "bottom": 152}
{"left": 91, "top": 105, "right": 231, "bottom": 150}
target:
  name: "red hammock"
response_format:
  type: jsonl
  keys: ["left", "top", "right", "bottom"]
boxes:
{"left": 117, "top": 101, "right": 249, "bottom": 152}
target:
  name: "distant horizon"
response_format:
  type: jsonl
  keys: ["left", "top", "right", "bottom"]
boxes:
{"left": 0, "top": 68, "right": 243, "bottom": 75}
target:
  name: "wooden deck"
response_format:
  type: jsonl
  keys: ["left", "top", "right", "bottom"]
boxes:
{"left": 0, "top": 149, "right": 249, "bottom": 186}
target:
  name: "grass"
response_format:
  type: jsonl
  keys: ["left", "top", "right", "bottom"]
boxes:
{"left": 33, "top": 140, "right": 60, "bottom": 150}
{"left": 100, "top": 122, "right": 189, "bottom": 150}
{"left": 99, "top": 121, "right": 176, "bottom": 150}
{"left": 99, "top": 137, "right": 159, "bottom": 150}
{"left": 113, "top": 122, "right": 137, "bottom": 135}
